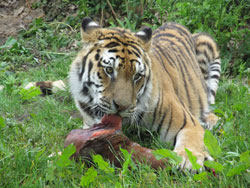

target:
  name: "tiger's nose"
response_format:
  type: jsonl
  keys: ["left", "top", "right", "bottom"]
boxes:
{"left": 113, "top": 100, "right": 128, "bottom": 112}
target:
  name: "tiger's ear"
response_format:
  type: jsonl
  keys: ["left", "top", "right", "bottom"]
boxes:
{"left": 81, "top": 17, "right": 101, "bottom": 42}
{"left": 135, "top": 27, "right": 152, "bottom": 51}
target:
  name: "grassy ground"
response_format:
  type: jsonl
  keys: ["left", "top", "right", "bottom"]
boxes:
{"left": 0, "top": 1, "right": 250, "bottom": 187}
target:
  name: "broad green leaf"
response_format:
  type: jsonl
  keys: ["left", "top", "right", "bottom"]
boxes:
{"left": 226, "top": 163, "right": 249, "bottom": 177}
{"left": 80, "top": 167, "right": 98, "bottom": 187}
{"left": 93, "top": 154, "right": 114, "bottom": 173}
{"left": 153, "top": 149, "right": 182, "bottom": 165}
{"left": 240, "top": 150, "right": 250, "bottom": 166}
{"left": 120, "top": 148, "right": 133, "bottom": 175}
{"left": 204, "top": 130, "right": 221, "bottom": 158}
{"left": 115, "top": 182, "right": 123, "bottom": 188}
{"left": 193, "top": 172, "right": 208, "bottom": 181}
{"left": 0, "top": 116, "right": 6, "bottom": 128}
{"left": 56, "top": 144, "right": 76, "bottom": 167}
{"left": 185, "top": 148, "right": 201, "bottom": 170}
{"left": 213, "top": 109, "right": 224, "bottom": 117}
{"left": 19, "top": 86, "right": 41, "bottom": 100}
{"left": 204, "top": 160, "right": 224, "bottom": 172}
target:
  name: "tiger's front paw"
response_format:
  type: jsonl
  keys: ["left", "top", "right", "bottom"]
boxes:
{"left": 174, "top": 148, "right": 213, "bottom": 173}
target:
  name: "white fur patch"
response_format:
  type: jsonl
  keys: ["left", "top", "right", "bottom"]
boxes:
{"left": 52, "top": 80, "right": 66, "bottom": 93}
{"left": 136, "top": 31, "right": 146, "bottom": 36}
{"left": 24, "top": 82, "right": 36, "bottom": 90}
{"left": 88, "top": 21, "right": 98, "bottom": 27}
{"left": 207, "top": 58, "right": 221, "bottom": 104}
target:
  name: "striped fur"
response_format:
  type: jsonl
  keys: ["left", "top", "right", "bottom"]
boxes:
{"left": 29, "top": 18, "right": 221, "bottom": 170}
{"left": 193, "top": 33, "right": 221, "bottom": 104}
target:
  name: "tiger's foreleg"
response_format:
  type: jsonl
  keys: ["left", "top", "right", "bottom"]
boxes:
{"left": 168, "top": 102, "right": 213, "bottom": 172}
{"left": 174, "top": 122, "right": 213, "bottom": 172}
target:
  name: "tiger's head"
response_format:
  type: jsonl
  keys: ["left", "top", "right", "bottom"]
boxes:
{"left": 70, "top": 18, "right": 153, "bottom": 126}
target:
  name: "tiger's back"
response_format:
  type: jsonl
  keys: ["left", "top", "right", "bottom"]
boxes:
{"left": 149, "top": 22, "right": 211, "bottom": 130}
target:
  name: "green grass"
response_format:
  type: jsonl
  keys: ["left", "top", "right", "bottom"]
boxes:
{"left": 0, "top": 76, "right": 249, "bottom": 187}
{"left": 0, "top": 0, "right": 250, "bottom": 187}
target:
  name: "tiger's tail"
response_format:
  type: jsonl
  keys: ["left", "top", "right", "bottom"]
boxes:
{"left": 193, "top": 33, "right": 221, "bottom": 105}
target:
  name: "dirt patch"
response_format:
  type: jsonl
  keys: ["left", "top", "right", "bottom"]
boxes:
{"left": 0, "top": 0, "right": 44, "bottom": 45}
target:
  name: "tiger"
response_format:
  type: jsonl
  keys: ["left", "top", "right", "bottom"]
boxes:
{"left": 25, "top": 17, "right": 221, "bottom": 170}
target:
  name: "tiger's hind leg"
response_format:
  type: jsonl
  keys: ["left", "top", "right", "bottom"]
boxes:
{"left": 193, "top": 33, "right": 221, "bottom": 130}
{"left": 192, "top": 33, "right": 221, "bottom": 105}
{"left": 203, "top": 112, "right": 219, "bottom": 130}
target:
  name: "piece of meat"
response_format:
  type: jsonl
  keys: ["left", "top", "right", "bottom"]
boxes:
{"left": 64, "top": 114, "right": 167, "bottom": 169}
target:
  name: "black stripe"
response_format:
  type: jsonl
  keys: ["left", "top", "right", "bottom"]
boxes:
{"left": 129, "top": 59, "right": 140, "bottom": 64}
{"left": 211, "top": 90, "right": 216, "bottom": 97}
{"left": 97, "top": 72, "right": 102, "bottom": 79}
{"left": 157, "top": 109, "right": 168, "bottom": 133}
{"left": 175, "top": 53, "right": 201, "bottom": 112}
{"left": 211, "top": 74, "right": 220, "bottom": 79}
{"left": 152, "top": 91, "right": 160, "bottom": 126}
{"left": 199, "top": 59, "right": 208, "bottom": 66}
{"left": 79, "top": 55, "right": 87, "bottom": 81}
{"left": 210, "top": 61, "right": 220, "bottom": 66}
{"left": 158, "top": 89, "right": 164, "bottom": 121}
{"left": 174, "top": 109, "right": 187, "bottom": 146}
{"left": 97, "top": 58, "right": 103, "bottom": 67}
{"left": 85, "top": 81, "right": 102, "bottom": 88}
{"left": 100, "top": 36, "right": 141, "bottom": 50}
{"left": 100, "top": 36, "right": 124, "bottom": 44}
{"left": 198, "top": 94, "right": 205, "bottom": 123}
{"left": 95, "top": 53, "right": 100, "bottom": 61}
{"left": 79, "top": 49, "right": 94, "bottom": 81}
{"left": 177, "top": 94, "right": 196, "bottom": 127}
{"left": 153, "top": 43, "right": 175, "bottom": 67}
{"left": 138, "top": 70, "right": 151, "bottom": 106}
{"left": 153, "top": 22, "right": 195, "bottom": 53}
{"left": 175, "top": 55, "right": 192, "bottom": 109}
{"left": 164, "top": 105, "right": 173, "bottom": 139}
{"left": 201, "top": 68, "right": 208, "bottom": 75}
{"left": 108, "top": 49, "right": 119, "bottom": 53}
{"left": 154, "top": 34, "right": 196, "bottom": 63}
{"left": 180, "top": 110, "right": 187, "bottom": 130}
{"left": 132, "top": 50, "right": 140, "bottom": 58}
{"left": 141, "top": 71, "right": 150, "bottom": 94}
{"left": 171, "top": 40, "right": 201, "bottom": 81}
{"left": 188, "top": 112, "right": 195, "bottom": 126}
{"left": 154, "top": 37, "right": 200, "bottom": 79}
{"left": 82, "top": 83, "right": 89, "bottom": 95}
{"left": 197, "top": 41, "right": 214, "bottom": 58}
{"left": 210, "top": 69, "right": 220, "bottom": 73}
{"left": 104, "top": 42, "right": 121, "bottom": 48}
{"left": 153, "top": 32, "right": 193, "bottom": 56}
{"left": 152, "top": 48, "right": 172, "bottom": 78}
{"left": 79, "top": 101, "right": 94, "bottom": 118}
{"left": 168, "top": 23, "right": 194, "bottom": 48}
{"left": 129, "top": 44, "right": 142, "bottom": 56}
{"left": 88, "top": 61, "right": 93, "bottom": 82}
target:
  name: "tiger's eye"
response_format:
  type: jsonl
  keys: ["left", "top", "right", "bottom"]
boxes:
{"left": 105, "top": 67, "right": 113, "bottom": 75}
